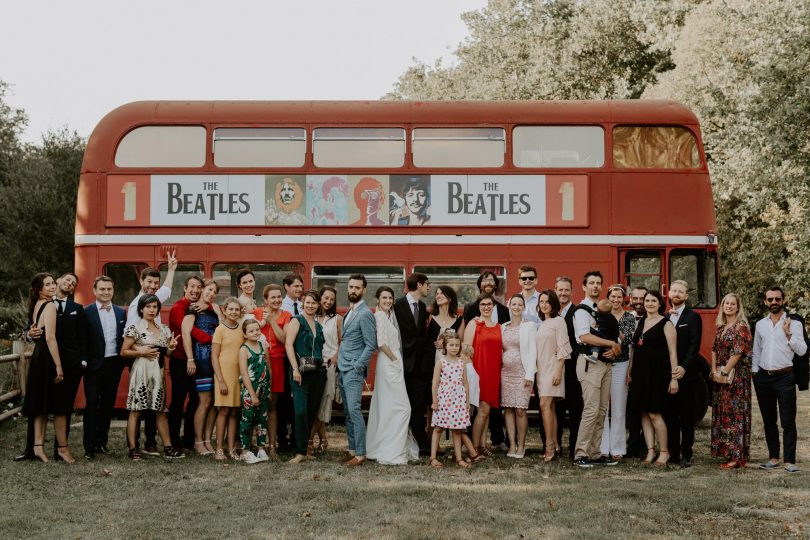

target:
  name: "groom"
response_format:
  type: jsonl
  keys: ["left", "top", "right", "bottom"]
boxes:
{"left": 338, "top": 274, "right": 377, "bottom": 467}
{"left": 394, "top": 272, "right": 431, "bottom": 454}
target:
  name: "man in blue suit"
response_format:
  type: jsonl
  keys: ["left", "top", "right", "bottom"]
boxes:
{"left": 338, "top": 274, "right": 377, "bottom": 467}
{"left": 83, "top": 276, "right": 126, "bottom": 458}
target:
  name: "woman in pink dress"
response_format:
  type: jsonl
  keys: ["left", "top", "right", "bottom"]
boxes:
{"left": 463, "top": 293, "right": 503, "bottom": 455}
{"left": 500, "top": 295, "right": 538, "bottom": 459}
{"left": 534, "top": 290, "right": 572, "bottom": 461}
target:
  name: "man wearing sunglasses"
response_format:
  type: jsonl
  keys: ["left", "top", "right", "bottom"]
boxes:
{"left": 518, "top": 266, "right": 540, "bottom": 324}
{"left": 752, "top": 286, "right": 807, "bottom": 473}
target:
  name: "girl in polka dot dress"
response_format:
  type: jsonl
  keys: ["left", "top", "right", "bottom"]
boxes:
{"left": 429, "top": 331, "right": 473, "bottom": 468}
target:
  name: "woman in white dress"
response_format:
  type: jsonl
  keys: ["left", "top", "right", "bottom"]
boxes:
{"left": 366, "top": 286, "right": 419, "bottom": 465}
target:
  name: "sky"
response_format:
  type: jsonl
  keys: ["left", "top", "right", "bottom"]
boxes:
{"left": 1, "top": 0, "right": 487, "bottom": 143}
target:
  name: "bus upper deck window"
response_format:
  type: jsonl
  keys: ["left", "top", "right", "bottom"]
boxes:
{"left": 512, "top": 126, "right": 604, "bottom": 168}
{"left": 613, "top": 126, "right": 700, "bottom": 169}
{"left": 115, "top": 126, "right": 206, "bottom": 168}
{"left": 412, "top": 127, "right": 505, "bottom": 168}
{"left": 214, "top": 128, "right": 305, "bottom": 167}
{"left": 313, "top": 128, "right": 405, "bottom": 168}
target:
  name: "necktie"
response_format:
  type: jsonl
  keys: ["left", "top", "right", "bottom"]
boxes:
{"left": 293, "top": 302, "right": 299, "bottom": 316}
{"left": 56, "top": 299, "right": 64, "bottom": 315}
{"left": 412, "top": 302, "right": 419, "bottom": 324}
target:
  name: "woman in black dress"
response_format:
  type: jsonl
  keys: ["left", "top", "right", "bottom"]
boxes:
{"left": 22, "top": 273, "right": 75, "bottom": 463}
{"left": 627, "top": 290, "right": 679, "bottom": 466}
{"left": 426, "top": 286, "right": 464, "bottom": 363}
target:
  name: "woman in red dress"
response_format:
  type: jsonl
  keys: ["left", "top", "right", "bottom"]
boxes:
{"left": 463, "top": 293, "right": 503, "bottom": 455}
{"left": 253, "top": 283, "right": 292, "bottom": 458}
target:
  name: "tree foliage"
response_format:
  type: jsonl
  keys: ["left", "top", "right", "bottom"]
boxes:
{"left": 390, "top": 0, "right": 810, "bottom": 317}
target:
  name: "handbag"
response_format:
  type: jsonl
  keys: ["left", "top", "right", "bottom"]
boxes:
{"left": 295, "top": 319, "right": 322, "bottom": 374}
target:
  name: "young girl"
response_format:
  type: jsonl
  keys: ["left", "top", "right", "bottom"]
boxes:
{"left": 430, "top": 332, "right": 473, "bottom": 468}
{"left": 238, "top": 319, "right": 270, "bottom": 464}
{"left": 212, "top": 297, "right": 245, "bottom": 460}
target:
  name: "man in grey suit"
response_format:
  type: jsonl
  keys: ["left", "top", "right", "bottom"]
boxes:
{"left": 338, "top": 274, "right": 377, "bottom": 467}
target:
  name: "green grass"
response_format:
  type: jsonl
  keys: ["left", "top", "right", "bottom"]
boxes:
{"left": 1, "top": 395, "right": 809, "bottom": 539}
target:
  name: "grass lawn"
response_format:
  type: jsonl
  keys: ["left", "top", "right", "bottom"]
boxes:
{"left": 1, "top": 393, "right": 809, "bottom": 539}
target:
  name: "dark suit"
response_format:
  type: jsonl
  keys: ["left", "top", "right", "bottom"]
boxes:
{"left": 665, "top": 307, "right": 703, "bottom": 462}
{"left": 463, "top": 300, "right": 510, "bottom": 447}
{"left": 393, "top": 295, "right": 430, "bottom": 451}
{"left": 83, "top": 303, "right": 126, "bottom": 453}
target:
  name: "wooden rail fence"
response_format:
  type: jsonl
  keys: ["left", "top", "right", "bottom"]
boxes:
{"left": 0, "top": 341, "right": 31, "bottom": 422}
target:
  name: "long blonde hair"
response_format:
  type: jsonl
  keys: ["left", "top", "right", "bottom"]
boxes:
{"left": 716, "top": 293, "right": 749, "bottom": 327}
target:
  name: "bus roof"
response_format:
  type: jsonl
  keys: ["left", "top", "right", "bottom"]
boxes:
{"left": 84, "top": 100, "right": 700, "bottom": 173}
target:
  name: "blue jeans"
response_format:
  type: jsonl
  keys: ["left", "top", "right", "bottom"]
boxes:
{"left": 340, "top": 368, "right": 366, "bottom": 456}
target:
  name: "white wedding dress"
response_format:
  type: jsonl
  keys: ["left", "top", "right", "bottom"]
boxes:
{"left": 366, "top": 310, "right": 419, "bottom": 464}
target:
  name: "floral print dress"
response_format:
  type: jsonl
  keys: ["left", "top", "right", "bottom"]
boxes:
{"left": 431, "top": 357, "right": 470, "bottom": 430}
{"left": 125, "top": 321, "right": 172, "bottom": 411}
{"left": 710, "top": 321, "right": 753, "bottom": 461}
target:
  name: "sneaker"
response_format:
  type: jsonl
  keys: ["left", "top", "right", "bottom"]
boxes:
{"left": 573, "top": 457, "right": 593, "bottom": 468}
{"left": 784, "top": 464, "right": 800, "bottom": 474}
{"left": 592, "top": 455, "right": 619, "bottom": 466}
{"left": 142, "top": 445, "right": 160, "bottom": 457}
{"left": 242, "top": 451, "right": 261, "bottom": 465}
{"left": 759, "top": 461, "right": 780, "bottom": 470}
{"left": 128, "top": 447, "right": 141, "bottom": 461}
{"left": 163, "top": 446, "right": 185, "bottom": 459}
{"left": 256, "top": 449, "right": 269, "bottom": 462}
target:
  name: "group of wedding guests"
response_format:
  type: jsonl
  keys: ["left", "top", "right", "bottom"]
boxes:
{"left": 15, "top": 260, "right": 807, "bottom": 473}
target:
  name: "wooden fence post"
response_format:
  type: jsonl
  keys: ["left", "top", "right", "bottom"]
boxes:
{"left": 13, "top": 340, "right": 28, "bottom": 398}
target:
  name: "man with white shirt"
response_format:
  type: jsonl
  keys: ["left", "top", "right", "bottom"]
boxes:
{"left": 518, "top": 266, "right": 540, "bottom": 324}
{"left": 125, "top": 253, "right": 177, "bottom": 455}
{"left": 281, "top": 273, "right": 304, "bottom": 316}
{"left": 83, "top": 276, "right": 126, "bottom": 458}
{"left": 572, "top": 271, "right": 620, "bottom": 468}
{"left": 752, "top": 286, "right": 808, "bottom": 473}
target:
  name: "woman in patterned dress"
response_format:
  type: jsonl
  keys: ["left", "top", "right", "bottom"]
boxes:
{"left": 463, "top": 293, "right": 503, "bottom": 455}
{"left": 122, "top": 294, "right": 183, "bottom": 460}
{"left": 500, "top": 295, "right": 537, "bottom": 459}
{"left": 430, "top": 332, "right": 472, "bottom": 468}
{"left": 710, "top": 293, "right": 753, "bottom": 469}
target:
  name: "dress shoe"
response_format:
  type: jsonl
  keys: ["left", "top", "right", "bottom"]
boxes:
{"left": 341, "top": 451, "right": 356, "bottom": 463}
{"left": 141, "top": 445, "right": 160, "bottom": 457}
{"left": 345, "top": 456, "right": 366, "bottom": 467}
{"left": 13, "top": 451, "right": 36, "bottom": 462}
{"left": 95, "top": 445, "right": 111, "bottom": 455}
{"left": 679, "top": 458, "right": 692, "bottom": 469}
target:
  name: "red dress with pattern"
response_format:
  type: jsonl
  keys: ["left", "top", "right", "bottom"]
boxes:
{"left": 472, "top": 321, "right": 503, "bottom": 408}
{"left": 710, "top": 321, "right": 753, "bottom": 461}
{"left": 431, "top": 357, "right": 471, "bottom": 430}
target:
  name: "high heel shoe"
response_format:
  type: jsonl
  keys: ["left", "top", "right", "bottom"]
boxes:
{"left": 195, "top": 441, "right": 213, "bottom": 456}
{"left": 32, "top": 444, "right": 49, "bottom": 463}
{"left": 56, "top": 445, "right": 75, "bottom": 463}
{"left": 642, "top": 448, "right": 656, "bottom": 464}
{"left": 307, "top": 438, "right": 316, "bottom": 457}
{"left": 720, "top": 459, "right": 745, "bottom": 469}
{"left": 654, "top": 451, "right": 670, "bottom": 466}
{"left": 317, "top": 438, "right": 328, "bottom": 454}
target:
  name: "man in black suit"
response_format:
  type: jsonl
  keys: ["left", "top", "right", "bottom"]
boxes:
{"left": 16, "top": 273, "right": 87, "bottom": 461}
{"left": 462, "top": 271, "right": 509, "bottom": 451}
{"left": 393, "top": 272, "right": 431, "bottom": 454}
{"left": 83, "top": 275, "right": 126, "bottom": 458}
{"left": 665, "top": 279, "right": 703, "bottom": 468}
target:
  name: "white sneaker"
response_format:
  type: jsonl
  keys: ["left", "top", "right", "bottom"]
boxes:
{"left": 256, "top": 449, "right": 269, "bottom": 462}
{"left": 242, "top": 451, "right": 260, "bottom": 465}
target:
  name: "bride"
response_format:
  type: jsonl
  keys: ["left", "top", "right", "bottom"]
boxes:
{"left": 366, "top": 286, "right": 419, "bottom": 464}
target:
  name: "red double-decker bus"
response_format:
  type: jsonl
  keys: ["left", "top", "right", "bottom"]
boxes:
{"left": 75, "top": 100, "right": 719, "bottom": 406}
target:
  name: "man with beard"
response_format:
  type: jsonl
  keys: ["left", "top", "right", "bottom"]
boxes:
{"left": 338, "top": 274, "right": 377, "bottom": 466}
{"left": 572, "top": 271, "right": 620, "bottom": 468}
{"left": 462, "top": 271, "right": 509, "bottom": 451}
{"left": 752, "top": 286, "right": 807, "bottom": 473}
{"left": 625, "top": 286, "right": 648, "bottom": 459}
{"left": 664, "top": 279, "right": 702, "bottom": 468}
{"left": 126, "top": 252, "right": 178, "bottom": 456}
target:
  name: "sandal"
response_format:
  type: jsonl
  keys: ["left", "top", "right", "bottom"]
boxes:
{"left": 195, "top": 441, "right": 213, "bottom": 456}
{"left": 642, "top": 447, "right": 656, "bottom": 464}
{"left": 214, "top": 448, "right": 226, "bottom": 461}
{"left": 203, "top": 440, "right": 215, "bottom": 454}
{"left": 228, "top": 449, "right": 240, "bottom": 461}
{"left": 470, "top": 453, "right": 486, "bottom": 463}
{"left": 429, "top": 458, "right": 444, "bottom": 468}
{"left": 307, "top": 438, "right": 316, "bottom": 457}
{"left": 456, "top": 459, "right": 471, "bottom": 468}
{"left": 56, "top": 444, "right": 76, "bottom": 464}
{"left": 128, "top": 447, "right": 141, "bottom": 461}
{"left": 477, "top": 446, "right": 494, "bottom": 457}
{"left": 654, "top": 451, "right": 670, "bottom": 467}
